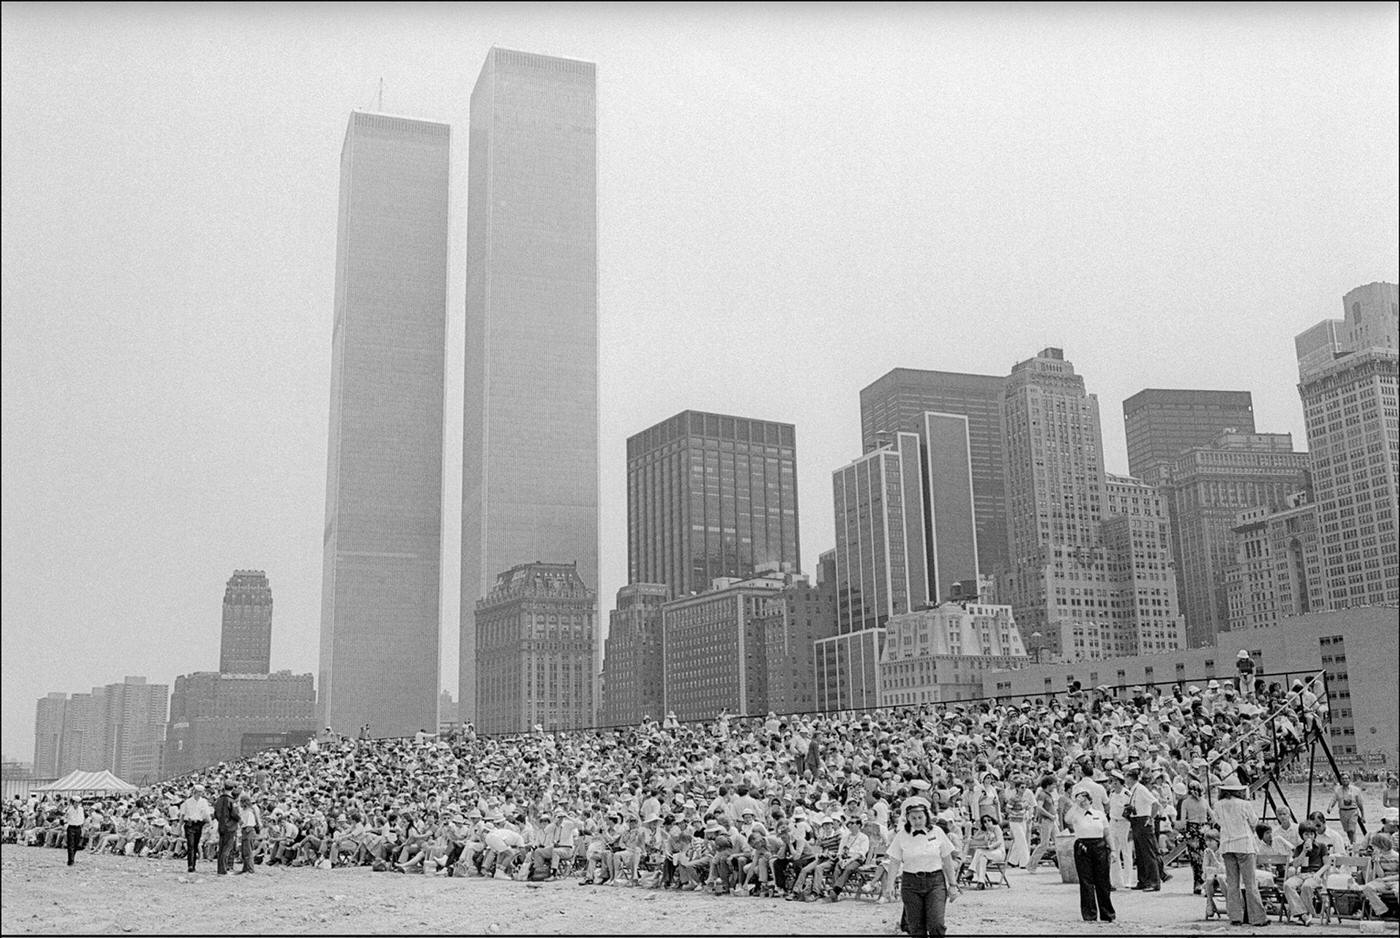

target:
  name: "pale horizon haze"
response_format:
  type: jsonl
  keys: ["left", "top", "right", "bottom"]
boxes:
{"left": 3, "top": 3, "right": 1397, "bottom": 764}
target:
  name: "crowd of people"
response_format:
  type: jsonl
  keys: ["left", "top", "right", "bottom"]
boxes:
{"left": 5, "top": 664, "right": 1397, "bottom": 934}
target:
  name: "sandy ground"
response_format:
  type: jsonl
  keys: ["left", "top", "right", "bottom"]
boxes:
{"left": 5, "top": 846, "right": 1397, "bottom": 936}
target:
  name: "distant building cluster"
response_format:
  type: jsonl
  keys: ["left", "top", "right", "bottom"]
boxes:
{"left": 35, "top": 38, "right": 1399, "bottom": 778}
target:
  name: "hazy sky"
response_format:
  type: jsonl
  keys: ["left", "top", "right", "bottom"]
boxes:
{"left": 3, "top": 3, "right": 1397, "bottom": 763}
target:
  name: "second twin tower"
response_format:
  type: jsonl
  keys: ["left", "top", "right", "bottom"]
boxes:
{"left": 459, "top": 48, "right": 600, "bottom": 724}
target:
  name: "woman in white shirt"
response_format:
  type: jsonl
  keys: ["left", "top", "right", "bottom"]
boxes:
{"left": 885, "top": 796, "right": 961, "bottom": 937}
{"left": 1067, "top": 788, "right": 1116, "bottom": 923}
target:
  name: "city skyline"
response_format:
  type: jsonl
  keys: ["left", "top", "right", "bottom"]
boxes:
{"left": 3, "top": 6, "right": 1397, "bottom": 762}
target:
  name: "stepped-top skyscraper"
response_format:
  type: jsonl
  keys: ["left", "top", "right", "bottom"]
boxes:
{"left": 319, "top": 110, "right": 449, "bottom": 738}
{"left": 220, "top": 570, "right": 272, "bottom": 675}
{"left": 461, "top": 49, "right": 599, "bottom": 722}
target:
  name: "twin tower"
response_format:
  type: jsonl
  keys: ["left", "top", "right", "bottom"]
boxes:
{"left": 318, "top": 48, "right": 598, "bottom": 737}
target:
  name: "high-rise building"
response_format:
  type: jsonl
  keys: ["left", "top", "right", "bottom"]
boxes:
{"left": 58, "top": 689, "right": 105, "bottom": 776}
{"left": 860, "top": 369, "right": 1009, "bottom": 575}
{"left": 601, "top": 583, "right": 669, "bottom": 727}
{"left": 164, "top": 671, "right": 316, "bottom": 778}
{"left": 998, "top": 348, "right": 1185, "bottom": 660}
{"left": 1225, "top": 492, "right": 1328, "bottom": 631}
{"left": 920, "top": 412, "right": 981, "bottom": 599}
{"left": 627, "top": 410, "right": 800, "bottom": 599}
{"left": 475, "top": 562, "right": 597, "bottom": 734}
{"left": 832, "top": 431, "right": 928, "bottom": 633}
{"left": 659, "top": 569, "right": 809, "bottom": 721}
{"left": 32, "top": 692, "right": 66, "bottom": 779}
{"left": 318, "top": 110, "right": 449, "bottom": 738}
{"left": 752, "top": 576, "right": 837, "bottom": 715}
{"left": 104, "top": 676, "right": 168, "bottom": 784}
{"left": 1152, "top": 432, "right": 1311, "bottom": 646}
{"left": 461, "top": 49, "right": 600, "bottom": 724}
{"left": 878, "top": 602, "right": 1028, "bottom": 706}
{"left": 813, "top": 628, "right": 885, "bottom": 712}
{"left": 1295, "top": 282, "right": 1400, "bottom": 610}
{"left": 220, "top": 570, "right": 272, "bottom": 675}
{"left": 1122, "top": 389, "right": 1256, "bottom": 481}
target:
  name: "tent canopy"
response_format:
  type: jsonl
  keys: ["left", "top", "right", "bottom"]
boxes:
{"left": 33, "top": 769, "right": 137, "bottom": 794}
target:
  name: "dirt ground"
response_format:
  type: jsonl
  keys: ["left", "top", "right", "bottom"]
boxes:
{"left": 6, "top": 846, "right": 1396, "bottom": 936}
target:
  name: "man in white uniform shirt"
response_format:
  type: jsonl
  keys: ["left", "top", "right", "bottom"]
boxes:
{"left": 178, "top": 783, "right": 213, "bottom": 874}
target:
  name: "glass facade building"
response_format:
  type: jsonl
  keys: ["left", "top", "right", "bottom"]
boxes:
{"left": 318, "top": 111, "right": 449, "bottom": 738}
{"left": 627, "top": 410, "right": 800, "bottom": 599}
{"left": 1122, "top": 389, "right": 1256, "bottom": 482}
{"left": 859, "top": 369, "right": 1009, "bottom": 576}
{"left": 461, "top": 49, "right": 599, "bottom": 722}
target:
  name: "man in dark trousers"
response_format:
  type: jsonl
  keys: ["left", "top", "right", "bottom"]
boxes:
{"left": 179, "top": 783, "right": 213, "bottom": 873}
{"left": 1124, "top": 767, "right": 1162, "bottom": 891}
{"left": 213, "top": 782, "right": 239, "bottom": 875}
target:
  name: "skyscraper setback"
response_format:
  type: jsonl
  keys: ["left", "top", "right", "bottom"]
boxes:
{"left": 318, "top": 110, "right": 449, "bottom": 738}
{"left": 461, "top": 49, "right": 599, "bottom": 723}
{"left": 626, "top": 410, "right": 800, "bottom": 600}
{"left": 220, "top": 570, "right": 272, "bottom": 675}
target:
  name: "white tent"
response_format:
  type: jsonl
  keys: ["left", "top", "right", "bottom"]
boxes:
{"left": 32, "top": 769, "right": 138, "bottom": 794}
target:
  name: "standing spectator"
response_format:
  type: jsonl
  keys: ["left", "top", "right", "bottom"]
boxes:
{"left": 213, "top": 783, "right": 239, "bottom": 875}
{"left": 1234, "top": 650, "right": 1255, "bottom": 695}
{"left": 1067, "top": 789, "right": 1115, "bottom": 923}
{"left": 178, "top": 783, "right": 213, "bottom": 874}
{"left": 1327, "top": 772, "right": 1367, "bottom": 845}
{"left": 1025, "top": 774, "right": 1058, "bottom": 873}
{"left": 1175, "top": 778, "right": 1212, "bottom": 894}
{"left": 63, "top": 795, "right": 85, "bottom": 867}
{"left": 1214, "top": 782, "right": 1268, "bottom": 926}
{"left": 1004, "top": 776, "right": 1033, "bottom": 868}
{"left": 1124, "top": 767, "right": 1162, "bottom": 891}
{"left": 885, "top": 796, "right": 961, "bottom": 937}
{"left": 235, "top": 792, "right": 260, "bottom": 874}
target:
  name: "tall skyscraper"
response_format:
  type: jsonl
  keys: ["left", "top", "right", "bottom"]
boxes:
{"left": 319, "top": 110, "right": 449, "bottom": 738}
{"left": 998, "top": 348, "right": 1184, "bottom": 660}
{"left": 474, "top": 562, "right": 597, "bottom": 734}
{"left": 627, "top": 410, "right": 800, "bottom": 599}
{"left": 920, "top": 412, "right": 981, "bottom": 599}
{"left": 32, "top": 692, "right": 66, "bottom": 779}
{"left": 832, "top": 431, "right": 929, "bottom": 633}
{"left": 1152, "top": 432, "right": 1311, "bottom": 646}
{"left": 1225, "top": 491, "right": 1328, "bottom": 631}
{"left": 1295, "top": 282, "right": 1400, "bottom": 609}
{"left": 860, "top": 369, "right": 1009, "bottom": 575}
{"left": 1122, "top": 389, "right": 1256, "bottom": 481}
{"left": 220, "top": 570, "right": 272, "bottom": 675}
{"left": 461, "top": 49, "right": 599, "bottom": 722}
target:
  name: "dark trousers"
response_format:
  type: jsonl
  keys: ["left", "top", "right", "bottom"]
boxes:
{"left": 184, "top": 822, "right": 204, "bottom": 872}
{"left": 65, "top": 825, "right": 83, "bottom": 866}
{"left": 1130, "top": 818, "right": 1161, "bottom": 887}
{"left": 239, "top": 828, "right": 255, "bottom": 872}
{"left": 1073, "top": 838, "right": 1116, "bottom": 922}
{"left": 900, "top": 869, "right": 948, "bottom": 938}
{"left": 217, "top": 827, "right": 238, "bottom": 874}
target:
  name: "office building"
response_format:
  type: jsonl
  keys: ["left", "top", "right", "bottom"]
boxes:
{"left": 32, "top": 693, "right": 66, "bottom": 779}
{"left": 1122, "top": 389, "right": 1256, "bottom": 481}
{"left": 319, "top": 110, "right": 449, "bottom": 737}
{"left": 860, "top": 369, "right": 1009, "bottom": 575}
{"left": 601, "top": 583, "right": 668, "bottom": 726}
{"left": 879, "top": 602, "right": 1028, "bottom": 706}
{"left": 752, "top": 576, "right": 837, "bottom": 715}
{"left": 985, "top": 605, "right": 1398, "bottom": 765}
{"left": 920, "top": 412, "right": 982, "bottom": 600}
{"left": 998, "top": 348, "right": 1184, "bottom": 660}
{"left": 660, "top": 569, "right": 807, "bottom": 722}
{"left": 1150, "top": 431, "right": 1310, "bottom": 647}
{"left": 1295, "top": 282, "right": 1400, "bottom": 610}
{"left": 475, "top": 562, "right": 597, "bottom": 734}
{"left": 832, "top": 431, "right": 928, "bottom": 633}
{"left": 627, "top": 410, "right": 800, "bottom": 600}
{"left": 1225, "top": 492, "right": 1328, "bottom": 631}
{"left": 164, "top": 671, "right": 316, "bottom": 778}
{"left": 220, "top": 570, "right": 273, "bottom": 675}
{"left": 814, "top": 628, "right": 885, "bottom": 712}
{"left": 462, "top": 49, "right": 600, "bottom": 722}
